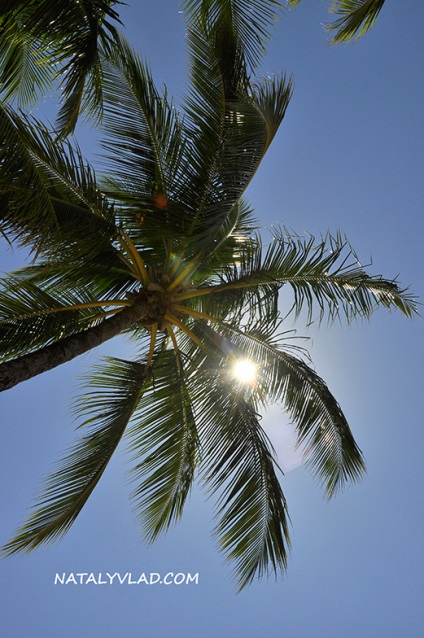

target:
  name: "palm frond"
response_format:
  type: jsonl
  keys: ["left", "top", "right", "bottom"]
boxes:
{"left": 195, "top": 75, "right": 292, "bottom": 248}
{"left": 0, "top": 273, "right": 132, "bottom": 360}
{"left": 99, "top": 34, "right": 186, "bottom": 249}
{"left": 183, "top": 38, "right": 292, "bottom": 252}
{"left": 201, "top": 197, "right": 259, "bottom": 274}
{"left": 127, "top": 349, "right": 198, "bottom": 542}
{"left": 11, "top": 252, "right": 136, "bottom": 309}
{"left": 0, "top": 104, "right": 58, "bottom": 250}
{"left": 192, "top": 364, "right": 290, "bottom": 590}
{"left": 261, "top": 229, "right": 418, "bottom": 321}
{"left": 327, "top": 0, "right": 386, "bottom": 43}
{"left": 182, "top": 20, "right": 250, "bottom": 222}
{"left": 288, "top": 0, "right": 385, "bottom": 43}
{"left": 1, "top": 356, "right": 148, "bottom": 556}
{"left": 0, "top": 0, "right": 123, "bottom": 134}
{"left": 0, "top": 106, "right": 116, "bottom": 256}
{"left": 178, "top": 230, "right": 418, "bottom": 323}
{"left": 207, "top": 319, "right": 365, "bottom": 495}
{"left": 182, "top": 0, "right": 283, "bottom": 72}
{"left": 0, "top": 14, "right": 53, "bottom": 108}
{"left": 251, "top": 73, "right": 293, "bottom": 153}
{"left": 168, "top": 312, "right": 363, "bottom": 497}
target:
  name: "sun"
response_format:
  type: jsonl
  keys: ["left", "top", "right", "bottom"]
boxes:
{"left": 232, "top": 359, "right": 258, "bottom": 384}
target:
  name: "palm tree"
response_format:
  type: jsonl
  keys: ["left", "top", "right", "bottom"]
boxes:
{"left": 0, "top": 0, "right": 122, "bottom": 136}
{"left": 0, "top": 0, "right": 416, "bottom": 589}
{"left": 290, "top": 0, "right": 386, "bottom": 43}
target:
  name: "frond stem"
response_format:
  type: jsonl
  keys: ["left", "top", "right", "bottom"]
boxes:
{"left": 2, "top": 299, "right": 132, "bottom": 323}
{"left": 164, "top": 312, "right": 208, "bottom": 353}
{"left": 167, "top": 324, "right": 182, "bottom": 373}
{"left": 167, "top": 254, "right": 201, "bottom": 292}
{"left": 173, "top": 304, "right": 218, "bottom": 324}
{"left": 117, "top": 228, "right": 150, "bottom": 286}
{"left": 145, "top": 323, "right": 157, "bottom": 371}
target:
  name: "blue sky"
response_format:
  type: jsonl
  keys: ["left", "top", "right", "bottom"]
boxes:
{"left": 1, "top": 1, "right": 423, "bottom": 636}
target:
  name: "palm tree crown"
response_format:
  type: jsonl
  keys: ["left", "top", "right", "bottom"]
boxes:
{"left": 0, "top": 0, "right": 415, "bottom": 589}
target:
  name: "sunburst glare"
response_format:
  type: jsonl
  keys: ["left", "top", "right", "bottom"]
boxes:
{"left": 232, "top": 359, "right": 258, "bottom": 384}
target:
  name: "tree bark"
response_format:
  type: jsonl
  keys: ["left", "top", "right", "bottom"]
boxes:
{"left": 0, "top": 295, "right": 155, "bottom": 392}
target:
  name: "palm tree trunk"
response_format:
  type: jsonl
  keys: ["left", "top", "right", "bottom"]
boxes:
{"left": 0, "top": 296, "right": 154, "bottom": 392}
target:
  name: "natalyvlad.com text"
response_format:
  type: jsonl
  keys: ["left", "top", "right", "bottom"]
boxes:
{"left": 54, "top": 572, "right": 199, "bottom": 586}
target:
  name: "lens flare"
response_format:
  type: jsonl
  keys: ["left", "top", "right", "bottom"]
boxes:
{"left": 232, "top": 359, "right": 257, "bottom": 384}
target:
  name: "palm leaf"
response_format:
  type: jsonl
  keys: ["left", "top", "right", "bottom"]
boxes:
{"left": 262, "top": 229, "right": 418, "bottom": 321}
{"left": 0, "top": 14, "right": 53, "bottom": 107}
{"left": 182, "top": 0, "right": 283, "bottom": 71}
{"left": 100, "top": 34, "right": 186, "bottom": 251}
{"left": 171, "top": 313, "right": 364, "bottom": 497}
{"left": 288, "top": 0, "right": 385, "bottom": 43}
{"left": 12, "top": 251, "right": 137, "bottom": 311}
{"left": 199, "top": 197, "right": 259, "bottom": 278}
{"left": 151, "top": 324, "right": 290, "bottom": 589}
{"left": 0, "top": 104, "right": 59, "bottom": 250}
{"left": 1, "top": 356, "right": 148, "bottom": 555}
{"left": 183, "top": 23, "right": 292, "bottom": 252}
{"left": 209, "top": 320, "right": 365, "bottom": 495}
{"left": 0, "top": 273, "right": 133, "bottom": 360}
{"left": 192, "top": 362, "right": 290, "bottom": 590}
{"left": 179, "top": 230, "right": 418, "bottom": 323}
{"left": 127, "top": 348, "right": 198, "bottom": 541}
{"left": 197, "top": 74, "right": 293, "bottom": 248}
{"left": 0, "top": 0, "right": 123, "bottom": 134}
{"left": 0, "top": 107, "right": 115, "bottom": 256}
{"left": 327, "top": 0, "right": 386, "bottom": 43}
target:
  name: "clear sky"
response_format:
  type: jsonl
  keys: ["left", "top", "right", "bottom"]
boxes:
{"left": 1, "top": 1, "right": 423, "bottom": 636}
